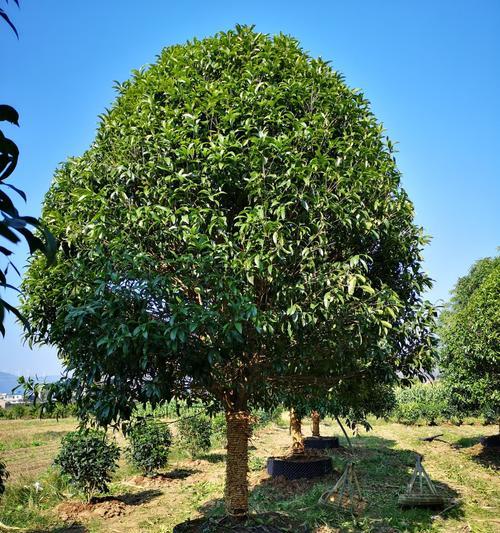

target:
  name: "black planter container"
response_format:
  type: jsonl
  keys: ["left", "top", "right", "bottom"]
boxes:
{"left": 304, "top": 436, "right": 339, "bottom": 450}
{"left": 267, "top": 455, "right": 333, "bottom": 480}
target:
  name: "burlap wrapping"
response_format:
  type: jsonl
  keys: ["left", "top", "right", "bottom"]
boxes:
{"left": 311, "top": 411, "right": 321, "bottom": 437}
{"left": 290, "top": 409, "right": 304, "bottom": 453}
{"left": 224, "top": 410, "right": 250, "bottom": 516}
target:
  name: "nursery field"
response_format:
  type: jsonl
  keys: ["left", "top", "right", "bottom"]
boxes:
{"left": 0, "top": 417, "right": 498, "bottom": 533}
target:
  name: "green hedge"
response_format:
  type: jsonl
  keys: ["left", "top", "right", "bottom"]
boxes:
{"left": 0, "top": 403, "right": 77, "bottom": 420}
{"left": 391, "top": 381, "right": 461, "bottom": 425}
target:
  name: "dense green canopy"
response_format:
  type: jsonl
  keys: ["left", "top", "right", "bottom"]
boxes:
{"left": 22, "top": 26, "right": 436, "bottom": 514}
{"left": 440, "top": 255, "right": 499, "bottom": 421}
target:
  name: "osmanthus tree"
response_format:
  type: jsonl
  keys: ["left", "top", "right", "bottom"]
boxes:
{"left": 439, "top": 255, "right": 499, "bottom": 431}
{"left": 284, "top": 379, "right": 396, "bottom": 448}
{"left": 22, "top": 27, "right": 437, "bottom": 516}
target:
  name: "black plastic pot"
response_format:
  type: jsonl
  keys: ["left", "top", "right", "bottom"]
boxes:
{"left": 267, "top": 455, "right": 333, "bottom": 480}
{"left": 304, "top": 436, "right": 339, "bottom": 450}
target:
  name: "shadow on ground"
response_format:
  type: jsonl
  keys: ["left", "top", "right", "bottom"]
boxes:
{"left": 98, "top": 488, "right": 163, "bottom": 506}
{"left": 29, "top": 525, "right": 87, "bottom": 533}
{"left": 454, "top": 436, "right": 499, "bottom": 471}
{"left": 129, "top": 469, "right": 201, "bottom": 487}
{"left": 183, "top": 435, "right": 462, "bottom": 532}
{"left": 159, "top": 468, "right": 201, "bottom": 480}
{"left": 198, "top": 452, "right": 226, "bottom": 464}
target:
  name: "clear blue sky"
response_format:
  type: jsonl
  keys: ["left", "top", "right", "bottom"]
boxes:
{"left": 1, "top": 0, "right": 498, "bottom": 376}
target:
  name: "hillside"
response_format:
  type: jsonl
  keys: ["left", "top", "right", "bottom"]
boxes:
{"left": 0, "top": 372, "right": 59, "bottom": 394}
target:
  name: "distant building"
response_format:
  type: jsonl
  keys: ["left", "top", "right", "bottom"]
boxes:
{"left": 0, "top": 393, "right": 29, "bottom": 409}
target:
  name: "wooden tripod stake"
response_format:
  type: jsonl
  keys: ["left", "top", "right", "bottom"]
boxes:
{"left": 398, "top": 454, "right": 449, "bottom": 508}
{"left": 319, "top": 461, "right": 365, "bottom": 513}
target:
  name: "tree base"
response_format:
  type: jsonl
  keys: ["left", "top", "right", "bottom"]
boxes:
{"left": 266, "top": 455, "right": 332, "bottom": 480}
{"left": 173, "top": 512, "right": 310, "bottom": 532}
{"left": 303, "top": 436, "right": 339, "bottom": 450}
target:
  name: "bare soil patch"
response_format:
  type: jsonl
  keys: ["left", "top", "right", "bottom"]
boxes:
{"left": 56, "top": 490, "right": 162, "bottom": 521}
{"left": 57, "top": 499, "right": 128, "bottom": 521}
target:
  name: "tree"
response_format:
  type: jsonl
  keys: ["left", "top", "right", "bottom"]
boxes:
{"left": 284, "top": 379, "right": 396, "bottom": 447}
{"left": 440, "top": 255, "right": 499, "bottom": 429}
{"left": 22, "top": 26, "right": 436, "bottom": 517}
{"left": 126, "top": 418, "right": 172, "bottom": 476}
{"left": 1, "top": 0, "right": 55, "bottom": 335}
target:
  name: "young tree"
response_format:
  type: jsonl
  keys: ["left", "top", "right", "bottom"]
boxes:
{"left": 289, "top": 409, "right": 304, "bottom": 452}
{"left": 54, "top": 429, "right": 120, "bottom": 502}
{"left": 440, "top": 255, "right": 499, "bottom": 430}
{"left": 311, "top": 410, "right": 321, "bottom": 437}
{"left": 126, "top": 418, "right": 172, "bottom": 476}
{"left": 285, "top": 379, "right": 396, "bottom": 446}
{"left": 22, "top": 27, "right": 436, "bottom": 516}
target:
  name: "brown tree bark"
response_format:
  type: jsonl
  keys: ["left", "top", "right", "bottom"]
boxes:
{"left": 311, "top": 410, "right": 320, "bottom": 437}
{"left": 225, "top": 408, "right": 250, "bottom": 516}
{"left": 290, "top": 408, "right": 304, "bottom": 453}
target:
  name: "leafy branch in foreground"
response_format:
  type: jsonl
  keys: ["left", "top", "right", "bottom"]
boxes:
{"left": 0, "top": 0, "right": 20, "bottom": 39}
{"left": 1, "top": 1, "right": 56, "bottom": 336}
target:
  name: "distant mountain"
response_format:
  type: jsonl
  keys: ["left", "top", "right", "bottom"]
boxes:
{"left": 0, "top": 372, "right": 21, "bottom": 394}
{"left": 0, "top": 372, "right": 60, "bottom": 394}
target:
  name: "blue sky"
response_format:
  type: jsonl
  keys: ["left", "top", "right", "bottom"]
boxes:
{"left": 1, "top": 0, "right": 498, "bottom": 376}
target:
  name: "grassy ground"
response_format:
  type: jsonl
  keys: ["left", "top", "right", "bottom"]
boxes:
{"left": 0, "top": 417, "right": 498, "bottom": 532}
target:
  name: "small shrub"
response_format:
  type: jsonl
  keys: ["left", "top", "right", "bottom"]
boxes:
{"left": 126, "top": 418, "right": 172, "bottom": 476}
{"left": 178, "top": 415, "right": 212, "bottom": 458}
{"left": 248, "top": 456, "right": 266, "bottom": 472}
{"left": 0, "top": 458, "right": 9, "bottom": 496}
{"left": 392, "top": 382, "right": 451, "bottom": 425}
{"left": 9, "top": 405, "right": 30, "bottom": 419}
{"left": 54, "top": 428, "right": 119, "bottom": 501}
{"left": 394, "top": 401, "right": 421, "bottom": 425}
{"left": 251, "top": 407, "right": 283, "bottom": 429}
{"left": 210, "top": 413, "right": 227, "bottom": 447}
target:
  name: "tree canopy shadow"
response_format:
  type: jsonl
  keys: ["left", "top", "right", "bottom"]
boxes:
{"left": 198, "top": 452, "right": 226, "bottom": 464}
{"left": 188, "top": 435, "right": 462, "bottom": 533}
{"left": 159, "top": 468, "right": 200, "bottom": 479}
{"left": 166, "top": 467, "right": 201, "bottom": 479}
{"left": 129, "top": 469, "right": 200, "bottom": 487}
{"left": 112, "top": 488, "right": 163, "bottom": 505}
{"left": 29, "top": 525, "right": 87, "bottom": 533}
{"left": 453, "top": 436, "right": 499, "bottom": 471}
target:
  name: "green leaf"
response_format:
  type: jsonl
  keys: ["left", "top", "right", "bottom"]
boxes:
{"left": 348, "top": 277, "right": 357, "bottom": 296}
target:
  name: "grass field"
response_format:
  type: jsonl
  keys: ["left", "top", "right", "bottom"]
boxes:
{"left": 0, "top": 417, "right": 498, "bottom": 532}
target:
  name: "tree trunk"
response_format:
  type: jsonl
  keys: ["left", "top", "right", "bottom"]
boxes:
{"left": 311, "top": 411, "right": 320, "bottom": 437}
{"left": 290, "top": 409, "right": 304, "bottom": 453}
{"left": 225, "top": 408, "right": 250, "bottom": 517}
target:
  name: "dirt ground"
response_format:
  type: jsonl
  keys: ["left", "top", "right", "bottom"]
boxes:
{"left": 0, "top": 418, "right": 498, "bottom": 532}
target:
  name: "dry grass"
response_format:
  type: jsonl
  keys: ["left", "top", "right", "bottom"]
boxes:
{"left": 0, "top": 417, "right": 498, "bottom": 532}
